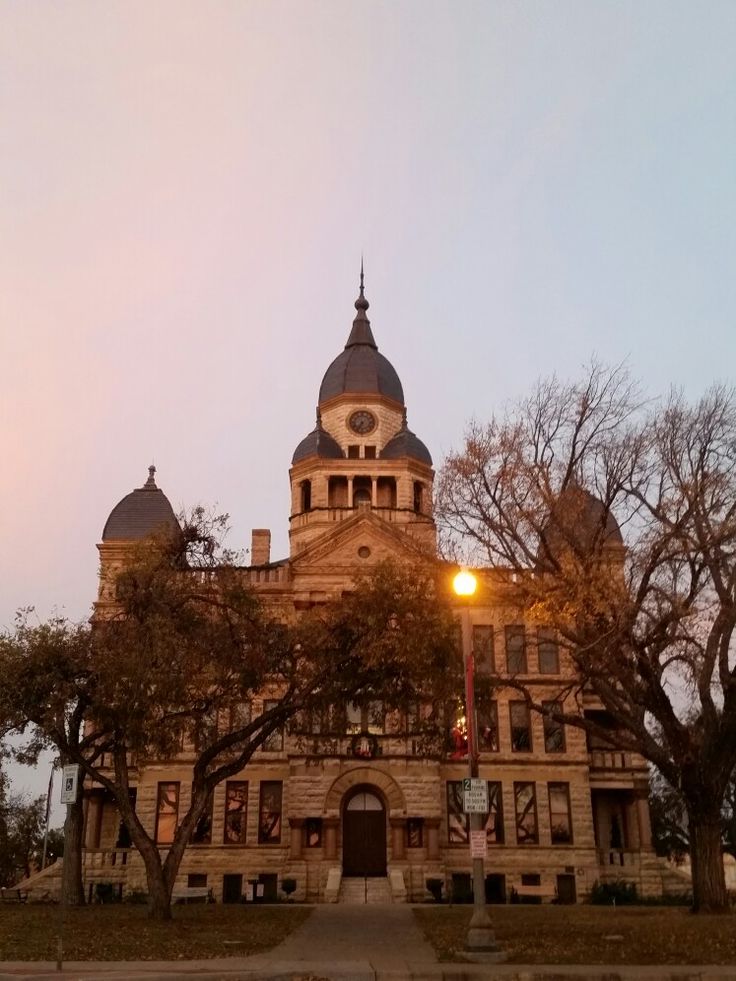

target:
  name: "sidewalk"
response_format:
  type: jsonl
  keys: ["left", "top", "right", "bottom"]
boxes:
{"left": 1, "top": 903, "right": 735, "bottom": 980}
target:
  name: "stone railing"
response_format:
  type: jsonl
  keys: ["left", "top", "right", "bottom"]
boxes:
{"left": 589, "top": 750, "right": 647, "bottom": 771}
{"left": 83, "top": 848, "right": 133, "bottom": 879}
{"left": 597, "top": 848, "right": 639, "bottom": 867}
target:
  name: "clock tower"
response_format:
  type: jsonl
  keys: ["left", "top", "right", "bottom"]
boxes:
{"left": 288, "top": 271, "right": 436, "bottom": 558}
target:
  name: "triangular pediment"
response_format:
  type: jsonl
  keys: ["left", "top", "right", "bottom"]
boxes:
{"left": 290, "top": 510, "right": 432, "bottom": 572}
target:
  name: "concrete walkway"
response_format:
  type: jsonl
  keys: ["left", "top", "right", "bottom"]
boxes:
{"left": 1, "top": 903, "right": 736, "bottom": 980}
{"left": 245, "top": 901, "right": 437, "bottom": 974}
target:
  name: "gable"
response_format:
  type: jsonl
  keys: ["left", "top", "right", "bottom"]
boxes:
{"left": 290, "top": 510, "right": 429, "bottom": 574}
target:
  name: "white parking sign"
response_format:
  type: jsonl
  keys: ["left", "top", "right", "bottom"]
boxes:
{"left": 462, "top": 777, "right": 488, "bottom": 813}
{"left": 60, "top": 764, "right": 80, "bottom": 804}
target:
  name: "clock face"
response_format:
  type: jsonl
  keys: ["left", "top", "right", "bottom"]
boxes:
{"left": 349, "top": 410, "right": 376, "bottom": 435}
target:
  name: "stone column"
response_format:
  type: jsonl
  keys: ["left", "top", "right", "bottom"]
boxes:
{"left": 425, "top": 818, "right": 441, "bottom": 861}
{"left": 323, "top": 818, "right": 339, "bottom": 861}
{"left": 636, "top": 794, "right": 653, "bottom": 849}
{"left": 371, "top": 478, "right": 378, "bottom": 507}
{"left": 625, "top": 797, "right": 640, "bottom": 850}
{"left": 288, "top": 818, "right": 304, "bottom": 860}
{"left": 390, "top": 818, "right": 407, "bottom": 861}
{"left": 85, "top": 792, "right": 103, "bottom": 849}
{"left": 347, "top": 477, "right": 354, "bottom": 508}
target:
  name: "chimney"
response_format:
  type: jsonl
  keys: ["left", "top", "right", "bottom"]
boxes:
{"left": 251, "top": 529, "right": 271, "bottom": 566}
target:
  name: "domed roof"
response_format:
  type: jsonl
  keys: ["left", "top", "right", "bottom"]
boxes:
{"left": 318, "top": 272, "right": 404, "bottom": 406}
{"left": 292, "top": 412, "right": 345, "bottom": 464}
{"left": 541, "top": 484, "right": 623, "bottom": 556}
{"left": 102, "top": 466, "right": 179, "bottom": 542}
{"left": 381, "top": 412, "right": 433, "bottom": 466}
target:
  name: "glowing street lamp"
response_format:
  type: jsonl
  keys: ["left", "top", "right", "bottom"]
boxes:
{"left": 452, "top": 569, "right": 504, "bottom": 961}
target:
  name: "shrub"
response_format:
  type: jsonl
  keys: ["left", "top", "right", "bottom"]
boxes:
{"left": 426, "top": 878, "right": 444, "bottom": 903}
{"left": 590, "top": 879, "right": 638, "bottom": 905}
{"left": 281, "top": 877, "right": 297, "bottom": 900}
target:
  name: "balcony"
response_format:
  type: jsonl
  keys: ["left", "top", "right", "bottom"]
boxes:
{"left": 588, "top": 749, "right": 648, "bottom": 789}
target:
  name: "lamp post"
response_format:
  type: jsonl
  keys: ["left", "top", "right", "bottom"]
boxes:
{"left": 452, "top": 570, "right": 504, "bottom": 961}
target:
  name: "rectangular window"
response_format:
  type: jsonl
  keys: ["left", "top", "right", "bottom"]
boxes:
{"left": 505, "top": 625, "right": 527, "bottom": 674}
{"left": 190, "top": 788, "right": 213, "bottom": 844}
{"left": 537, "top": 628, "right": 559, "bottom": 674}
{"left": 478, "top": 699, "right": 499, "bottom": 752}
{"left": 514, "top": 782, "right": 538, "bottom": 845}
{"left": 510, "top": 701, "right": 532, "bottom": 751}
{"left": 549, "top": 783, "right": 573, "bottom": 844}
{"left": 407, "top": 818, "right": 424, "bottom": 848}
{"left": 348, "top": 445, "right": 360, "bottom": 459}
{"left": 188, "top": 873, "right": 207, "bottom": 888}
{"left": 473, "top": 625, "right": 494, "bottom": 673}
{"left": 446, "top": 781, "right": 468, "bottom": 844}
{"left": 364, "top": 445, "right": 377, "bottom": 459}
{"left": 542, "top": 701, "right": 566, "bottom": 753}
{"left": 155, "top": 782, "right": 180, "bottom": 845}
{"left": 262, "top": 699, "right": 283, "bottom": 751}
{"left": 226, "top": 701, "right": 252, "bottom": 733}
{"left": 224, "top": 781, "right": 248, "bottom": 844}
{"left": 258, "top": 781, "right": 283, "bottom": 844}
{"left": 485, "top": 781, "right": 504, "bottom": 844}
{"left": 305, "top": 818, "right": 322, "bottom": 848}
{"left": 346, "top": 702, "right": 362, "bottom": 734}
{"left": 366, "top": 701, "right": 384, "bottom": 735}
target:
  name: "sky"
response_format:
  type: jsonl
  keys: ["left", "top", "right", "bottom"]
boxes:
{"left": 2, "top": 0, "right": 735, "bottom": 810}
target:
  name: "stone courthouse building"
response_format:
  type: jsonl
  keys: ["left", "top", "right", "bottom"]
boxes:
{"left": 82, "top": 275, "right": 671, "bottom": 905}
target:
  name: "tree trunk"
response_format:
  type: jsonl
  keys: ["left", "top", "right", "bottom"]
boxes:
{"left": 61, "top": 799, "right": 85, "bottom": 907}
{"left": 688, "top": 811, "right": 729, "bottom": 913}
{"left": 134, "top": 834, "right": 173, "bottom": 920}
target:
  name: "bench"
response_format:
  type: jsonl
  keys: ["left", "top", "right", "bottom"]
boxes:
{"left": 172, "top": 886, "right": 214, "bottom": 904}
{"left": 515, "top": 883, "right": 556, "bottom": 902}
{"left": 0, "top": 888, "right": 27, "bottom": 904}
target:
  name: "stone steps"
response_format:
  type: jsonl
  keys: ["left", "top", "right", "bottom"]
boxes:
{"left": 338, "top": 876, "right": 392, "bottom": 904}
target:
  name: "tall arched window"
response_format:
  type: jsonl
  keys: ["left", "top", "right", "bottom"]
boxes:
{"left": 300, "top": 479, "right": 312, "bottom": 512}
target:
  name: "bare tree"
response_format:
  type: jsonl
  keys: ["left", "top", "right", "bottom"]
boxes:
{"left": 437, "top": 363, "right": 736, "bottom": 911}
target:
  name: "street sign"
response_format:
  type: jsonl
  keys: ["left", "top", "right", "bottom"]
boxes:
{"left": 470, "top": 829, "right": 487, "bottom": 859}
{"left": 462, "top": 777, "right": 488, "bottom": 813}
{"left": 60, "top": 765, "right": 80, "bottom": 804}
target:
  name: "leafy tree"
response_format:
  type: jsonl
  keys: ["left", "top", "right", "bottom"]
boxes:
{"left": 649, "top": 770, "right": 689, "bottom": 863}
{"left": 0, "top": 619, "right": 97, "bottom": 905}
{"left": 650, "top": 768, "right": 736, "bottom": 865}
{"left": 1, "top": 512, "right": 456, "bottom": 920}
{"left": 0, "top": 758, "right": 47, "bottom": 887}
{"left": 437, "top": 363, "right": 736, "bottom": 911}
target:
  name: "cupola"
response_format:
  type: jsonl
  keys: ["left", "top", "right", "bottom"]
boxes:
{"left": 101, "top": 466, "right": 179, "bottom": 542}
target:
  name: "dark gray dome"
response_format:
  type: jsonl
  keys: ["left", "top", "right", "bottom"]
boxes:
{"left": 292, "top": 414, "right": 344, "bottom": 464}
{"left": 102, "top": 467, "right": 179, "bottom": 542}
{"left": 541, "top": 485, "right": 623, "bottom": 557}
{"left": 382, "top": 416, "right": 432, "bottom": 466}
{"left": 318, "top": 281, "right": 404, "bottom": 406}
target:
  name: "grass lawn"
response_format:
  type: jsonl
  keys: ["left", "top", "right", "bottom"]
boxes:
{"left": 0, "top": 903, "right": 311, "bottom": 961}
{"left": 414, "top": 904, "right": 736, "bottom": 964}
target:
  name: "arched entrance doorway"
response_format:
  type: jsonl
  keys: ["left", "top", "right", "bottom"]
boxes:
{"left": 342, "top": 788, "right": 387, "bottom": 877}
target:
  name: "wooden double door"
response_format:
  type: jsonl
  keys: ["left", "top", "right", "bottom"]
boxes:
{"left": 342, "top": 790, "right": 387, "bottom": 877}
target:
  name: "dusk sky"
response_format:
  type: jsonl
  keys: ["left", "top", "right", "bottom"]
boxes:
{"left": 2, "top": 0, "right": 735, "bottom": 804}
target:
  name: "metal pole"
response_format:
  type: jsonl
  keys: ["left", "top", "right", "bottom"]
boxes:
{"left": 460, "top": 604, "right": 504, "bottom": 960}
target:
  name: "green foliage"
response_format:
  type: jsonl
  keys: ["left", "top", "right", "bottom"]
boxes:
{"left": 590, "top": 879, "right": 638, "bottom": 905}
{"left": 280, "top": 878, "right": 297, "bottom": 898}
{"left": 425, "top": 877, "right": 444, "bottom": 902}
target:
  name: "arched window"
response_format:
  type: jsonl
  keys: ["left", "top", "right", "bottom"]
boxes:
{"left": 413, "top": 481, "right": 423, "bottom": 513}
{"left": 300, "top": 480, "right": 312, "bottom": 512}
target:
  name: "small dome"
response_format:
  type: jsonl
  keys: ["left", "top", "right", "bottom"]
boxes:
{"left": 292, "top": 414, "right": 344, "bottom": 464}
{"left": 102, "top": 467, "right": 179, "bottom": 542}
{"left": 318, "top": 276, "right": 404, "bottom": 406}
{"left": 381, "top": 414, "right": 433, "bottom": 466}
{"left": 541, "top": 485, "right": 623, "bottom": 556}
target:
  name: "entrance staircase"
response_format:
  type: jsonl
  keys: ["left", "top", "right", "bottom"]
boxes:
{"left": 338, "top": 876, "right": 392, "bottom": 904}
